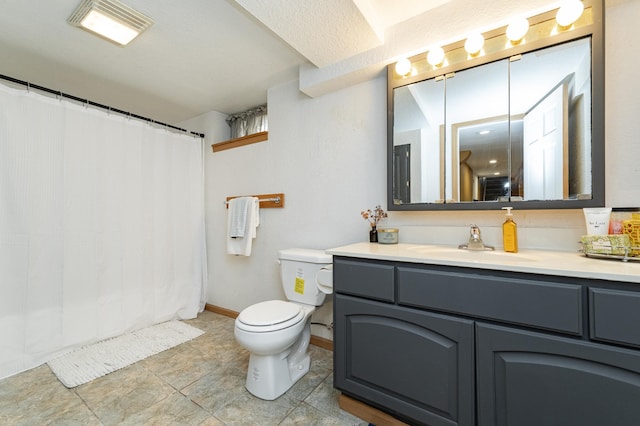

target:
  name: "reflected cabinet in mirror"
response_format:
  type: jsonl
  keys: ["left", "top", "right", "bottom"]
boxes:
{"left": 388, "top": 0, "right": 604, "bottom": 211}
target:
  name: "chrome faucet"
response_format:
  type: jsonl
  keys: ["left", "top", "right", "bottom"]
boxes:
{"left": 459, "top": 224, "right": 495, "bottom": 251}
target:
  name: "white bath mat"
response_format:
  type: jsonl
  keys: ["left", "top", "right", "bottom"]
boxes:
{"left": 47, "top": 320, "right": 203, "bottom": 388}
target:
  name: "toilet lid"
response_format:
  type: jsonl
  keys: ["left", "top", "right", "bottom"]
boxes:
{"left": 237, "top": 300, "right": 303, "bottom": 327}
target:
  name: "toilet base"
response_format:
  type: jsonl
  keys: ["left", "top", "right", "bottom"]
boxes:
{"left": 245, "top": 350, "right": 310, "bottom": 400}
{"left": 244, "top": 321, "right": 312, "bottom": 400}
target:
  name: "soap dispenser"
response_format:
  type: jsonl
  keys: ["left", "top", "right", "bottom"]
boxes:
{"left": 502, "top": 207, "right": 518, "bottom": 253}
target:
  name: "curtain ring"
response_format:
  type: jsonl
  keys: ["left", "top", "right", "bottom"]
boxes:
{"left": 26, "top": 82, "right": 30, "bottom": 93}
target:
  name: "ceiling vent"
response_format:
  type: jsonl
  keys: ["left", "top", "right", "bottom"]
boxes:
{"left": 67, "top": 0, "right": 153, "bottom": 46}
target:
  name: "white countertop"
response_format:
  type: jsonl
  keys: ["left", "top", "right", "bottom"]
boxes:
{"left": 327, "top": 242, "right": 640, "bottom": 284}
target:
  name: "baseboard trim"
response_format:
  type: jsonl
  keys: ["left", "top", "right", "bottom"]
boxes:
{"left": 204, "top": 303, "right": 333, "bottom": 351}
{"left": 310, "top": 335, "right": 333, "bottom": 351}
{"left": 339, "top": 394, "right": 409, "bottom": 426}
{"left": 205, "top": 303, "right": 238, "bottom": 319}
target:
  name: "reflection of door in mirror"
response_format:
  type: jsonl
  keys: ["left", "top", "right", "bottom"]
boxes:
{"left": 522, "top": 77, "right": 570, "bottom": 200}
{"left": 393, "top": 144, "right": 411, "bottom": 204}
{"left": 510, "top": 38, "right": 592, "bottom": 201}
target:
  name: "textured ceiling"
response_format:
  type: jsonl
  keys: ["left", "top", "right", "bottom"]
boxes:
{"left": 0, "top": 0, "right": 570, "bottom": 124}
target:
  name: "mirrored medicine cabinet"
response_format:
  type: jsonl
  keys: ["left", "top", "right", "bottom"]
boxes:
{"left": 387, "top": 0, "right": 604, "bottom": 211}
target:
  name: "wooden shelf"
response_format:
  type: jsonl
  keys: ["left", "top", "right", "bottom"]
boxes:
{"left": 212, "top": 131, "right": 268, "bottom": 152}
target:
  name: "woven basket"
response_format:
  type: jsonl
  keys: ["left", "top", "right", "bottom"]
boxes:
{"left": 623, "top": 220, "right": 640, "bottom": 256}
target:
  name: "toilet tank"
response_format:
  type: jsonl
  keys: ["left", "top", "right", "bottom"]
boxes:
{"left": 279, "top": 248, "right": 332, "bottom": 306}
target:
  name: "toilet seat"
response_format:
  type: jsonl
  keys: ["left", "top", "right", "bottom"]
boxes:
{"left": 236, "top": 300, "right": 305, "bottom": 333}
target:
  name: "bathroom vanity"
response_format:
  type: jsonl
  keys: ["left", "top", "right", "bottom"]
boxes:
{"left": 328, "top": 243, "right": 640, "bottom": 426}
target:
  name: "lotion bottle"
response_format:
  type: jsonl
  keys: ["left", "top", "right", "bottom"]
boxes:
{"left": 502, "top": 207, "right": 518, "bottom": 253}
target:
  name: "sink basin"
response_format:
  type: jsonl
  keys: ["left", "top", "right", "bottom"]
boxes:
{"left": 406, "top": 245, "right": 539, "bottom": 262}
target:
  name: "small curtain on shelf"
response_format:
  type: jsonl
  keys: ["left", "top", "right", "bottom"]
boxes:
{"left": 226, "top": 105, "right": 267, "bottom": 139}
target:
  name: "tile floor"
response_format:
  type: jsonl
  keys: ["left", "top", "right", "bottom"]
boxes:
{"left": 0, "top": 310, "right": 368, "bottom": 425}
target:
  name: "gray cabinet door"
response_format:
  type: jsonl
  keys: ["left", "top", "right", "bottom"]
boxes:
{"left": 334, "top": 294, "right": 475, "bottom": 426}
{"left": 477, "top": 322, "right": 640, "bottom": 426}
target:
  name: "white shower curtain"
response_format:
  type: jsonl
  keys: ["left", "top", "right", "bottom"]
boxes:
{"left": 0, "top": 83, "right": 207, "bottom": 380}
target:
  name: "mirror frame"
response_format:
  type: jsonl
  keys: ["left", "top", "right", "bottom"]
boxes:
{"left": 387, "top": 0, "right": 604, "bottom": 211}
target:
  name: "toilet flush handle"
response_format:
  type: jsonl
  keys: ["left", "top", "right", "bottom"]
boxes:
{"left": 316, "top": 265, "right": 333, "bottom": 294}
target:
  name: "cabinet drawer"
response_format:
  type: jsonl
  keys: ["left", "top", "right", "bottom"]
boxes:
{"left": 590, "top": 288, "right": 640, "bottom": 348}
{"left": 397, "top": 267, "right": 583, "bottom": 335}
{"left": 334, "top": 258, "right": 395, "bottom": 302}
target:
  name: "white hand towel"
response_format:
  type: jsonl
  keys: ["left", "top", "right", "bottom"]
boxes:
{"left": 227, "top": 197, "right": 260, "bottom": 256}
{"left": 228, "top": 197, "right": 251, "bottom": 238}
{"left": 250, "top": 197, "right": 260, "bottom": 238}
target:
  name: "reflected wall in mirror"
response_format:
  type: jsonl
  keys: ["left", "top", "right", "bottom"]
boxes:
{"left": 387, "top": 0, "right": 604, "bottom": 211}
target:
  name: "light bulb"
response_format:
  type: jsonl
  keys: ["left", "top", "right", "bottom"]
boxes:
{"left": 395, "top": 58, "right": 411, "bottom": 76}
{"left": 556, "top": 0, "right": 584, "bottom": 27}
{"left": 464, "top": 33, "right": 485, "bottom": 55}
{"left": 506, "top": 17, "right": 529, "bottom": 43}
{"left": 427, "top": 47, "right": 445, "bottom": 66}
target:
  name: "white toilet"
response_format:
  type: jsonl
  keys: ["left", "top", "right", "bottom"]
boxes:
{"left": 234, "top": 248, "right": 333, "bottom": 400}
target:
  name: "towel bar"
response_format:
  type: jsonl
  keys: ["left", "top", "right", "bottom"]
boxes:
{"left": 225, "top": 193, "right": 285, "bottom": 208}
{"left": 225, "top": 197, "right": 280, "bottom": 205}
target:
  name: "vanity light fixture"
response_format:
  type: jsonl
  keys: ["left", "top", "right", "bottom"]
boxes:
{"left": 67, "top": 0, "right": 153, "bottom": 46}
{"left": 427, "top": 47, "right": 445, "bottom": 66}
{"left": 506, "top": 17, "right": 530, "bottom": 43}
{"left": 390, "top": 1, "right": 593, "bottom": 85}
{"left": 464, "top": 33, "right": 485, "bottom": 56}
{"left": 395, "top": 58, "right": 412, "bottom": 76}
{"left": 556, "top": 0, "right": 584, "bottom": 28}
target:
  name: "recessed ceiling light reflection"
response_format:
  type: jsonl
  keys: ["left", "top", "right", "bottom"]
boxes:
{"left": 479, "top": 130, "right": 491, "bottom": 135}
{"left": 489, "top": 159, "right": 497, "bottom": 164}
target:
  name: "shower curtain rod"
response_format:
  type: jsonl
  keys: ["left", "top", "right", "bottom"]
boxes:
{"left": 0, "top": 74, "right": 205, "bottom": 138}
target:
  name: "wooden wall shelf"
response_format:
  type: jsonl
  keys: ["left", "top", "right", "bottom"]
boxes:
{"left": 212, "top": 131, "right": 268, "bottom": 152}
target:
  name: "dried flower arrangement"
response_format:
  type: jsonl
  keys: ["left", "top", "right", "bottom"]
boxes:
{"left": 361, "top": 205, "right": 388, "bottom": 228}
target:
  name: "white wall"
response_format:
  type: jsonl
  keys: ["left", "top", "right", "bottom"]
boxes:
{"left": 183, "top": 0, "right": 640, "bottom": 340}
{"left": 604, "top": 0, "right": 640, "bottom": 206}
{"left": 184, "top": 79, "right": 387, "bottom": 339}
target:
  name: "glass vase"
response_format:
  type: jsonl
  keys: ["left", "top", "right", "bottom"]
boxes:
{"left": 369, "top": 225, "right": 378, "bottom": 243}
